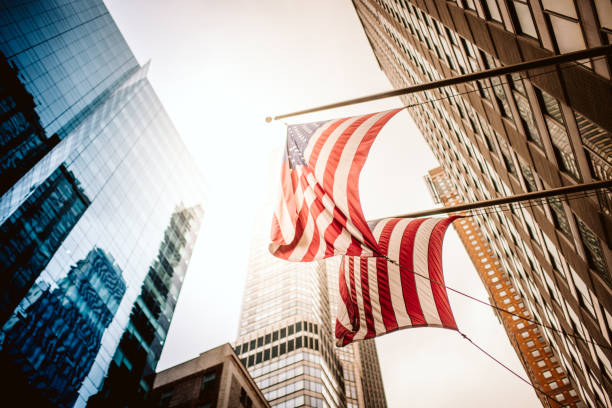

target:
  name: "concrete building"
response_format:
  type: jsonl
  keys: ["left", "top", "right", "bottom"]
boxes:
{"left": 351, "top": 1, "right": 611, "bottom": 406}
{"left": 151, "top": 343, "right": 269, "bottom": 408}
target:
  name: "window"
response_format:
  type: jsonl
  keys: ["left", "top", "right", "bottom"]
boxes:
{"left": 577, "top": 219, "right": 610, "bottom": 284}
{"left": 201, "top": 373, "right": 216, "bottom": 391}
{"left": 509, "top": 1, "right": 538, "bottom": 38}
{"left": 518, "top": 159, "right": 537, "bottom": 192}
{"left": 594, "top": 0, "right": 612, "bottom": 30}
{"left": 483, "top": 0, "right": 502, "bottom": 22}
{"left": 159, "top": 389, "right": 173, "bottom": 407}
{"left": 547, "top": 198, "right": 571, "bottom": 238}
{"left": 546, "top": 12, "right": 586, "bottom": 55}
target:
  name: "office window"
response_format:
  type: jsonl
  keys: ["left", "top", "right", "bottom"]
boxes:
{"left": 547, "top": 198, "right": 571, "bottom": 238}
{"left": 548, "top": 14, "right": 586, "bottom": 54}
{"left": 518, "top": 159, "right": 537, "bottom": 192}
{"left": 594, "top": 0, "right": 612, "bottom": 30}
{"left": 201, "top": 373, "right": 216, "bottom": 391}
{"left": 536, "top": 89, "right": 580, "bottom": 180}
{"left": 577, "top": 218, "right": 609, "bottom": 284}
{"left": 483, "top": 0, "right": 503, "bottom": 22}
{"left": 509, "top": 1, "right": 538, "bottom": 38}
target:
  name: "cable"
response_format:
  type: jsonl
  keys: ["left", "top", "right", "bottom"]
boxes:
{"left": 379, "top": 253, "right": 612, "bottom": 352}
{"left": 458, "top": 330, "right": 561, "bottom": 407}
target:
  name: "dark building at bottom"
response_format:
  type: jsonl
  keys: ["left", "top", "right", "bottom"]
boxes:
{"left": 151, "top": 343, "right": 270, "bottom": 408}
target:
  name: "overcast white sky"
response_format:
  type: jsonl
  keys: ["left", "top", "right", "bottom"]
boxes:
{"left": 104, "top": 1, "right": 540, "bottom": 406}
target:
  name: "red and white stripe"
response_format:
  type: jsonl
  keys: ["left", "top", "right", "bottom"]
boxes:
{"left": 270, "top": 109, "right": 402, "bottom": 261}
{"left": 335, "top": 216, "right": 459, "bottom": 346}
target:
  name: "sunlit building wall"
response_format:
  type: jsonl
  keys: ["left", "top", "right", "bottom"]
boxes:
{"left": 352, "top": 1, "right": 612, "bottom": 406}
{"left": 0, "top": 1, "right": 205, "bottom": 406}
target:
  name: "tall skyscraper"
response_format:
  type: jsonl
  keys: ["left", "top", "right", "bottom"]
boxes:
{"left": 426, "top": 166, "right": 581, "bottom": 407}
{"left": 235, "top": 219, "right": 387, "bottom": 408}
{"left": 352, "top": 1, "right": 611, "bottom": 406}
{"left": 0, "top": 1, "right": 205, "bottom": 406}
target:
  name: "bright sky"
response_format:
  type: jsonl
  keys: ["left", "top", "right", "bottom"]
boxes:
{"left": 104, "top": 1, "right": 540, "bottom": 406}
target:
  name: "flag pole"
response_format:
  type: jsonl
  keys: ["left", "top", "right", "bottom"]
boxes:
{"left": 389, "top": 179, "right": 612, "bottom": 219}
{"left": 265, "top": 45, "right": 612, "bottom": 122}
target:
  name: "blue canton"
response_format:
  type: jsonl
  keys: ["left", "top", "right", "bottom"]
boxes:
{"left": 284, "top": 120, "right": 327, "bottom": 168}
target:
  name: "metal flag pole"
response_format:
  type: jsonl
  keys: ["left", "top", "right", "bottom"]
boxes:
{"left": 388, "top": 179, "right": 612, "bottom": 219}
{"left": 265, "top": 45, "right": 612, "bottom": 122}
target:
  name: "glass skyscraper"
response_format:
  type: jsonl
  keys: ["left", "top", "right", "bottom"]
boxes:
{"left": 0, "top": 1, "right": 205, "bottom": 406}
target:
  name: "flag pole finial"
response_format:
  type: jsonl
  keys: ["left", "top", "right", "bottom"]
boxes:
{"left": 265, "top": 116, "right": 273, "bottom": 123}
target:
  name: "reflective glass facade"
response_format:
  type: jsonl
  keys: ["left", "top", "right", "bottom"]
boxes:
{"left": 0, "top": 1, "right": 205, "bottom": 407}
{"left": 353, "top": 1, "right": 612, "bottom": 406}
{"left": 0, "top": 0, "right": 139, "bottom": 138}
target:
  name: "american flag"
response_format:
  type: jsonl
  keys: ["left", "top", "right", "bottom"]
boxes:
{"left": 269, "top": 109, "right": 402, "bottom": 261}
{"left": 335, "top": 216, "right": 459, "bottom": 346}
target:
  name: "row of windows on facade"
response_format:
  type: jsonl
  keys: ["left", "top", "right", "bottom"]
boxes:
{"left": 264, "top": 378, "right": 324, "bottom": 402}
{"left": 379, "top": 0, "right": 611, "bottom": 59}
{"left": 373, "top": 0, "right": 610, "bottom": 207}
{"left": 270, "top": 394, "right": 324, "bottom": 408}
{"left": 236, "top": 321, "right": 320, "bottom": 355}
{"left": 256, "top": 364, "right": 322, "bottom": 391}
{"left": 240, "top": 335, "right": 320, "bottom": 368}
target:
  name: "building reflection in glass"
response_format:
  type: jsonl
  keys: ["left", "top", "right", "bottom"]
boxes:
{"left": 88, "top": 204, "right": 204, "bottom": 406}
{"left": 0, "top": 248, "right": 126, "bottom": 408}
